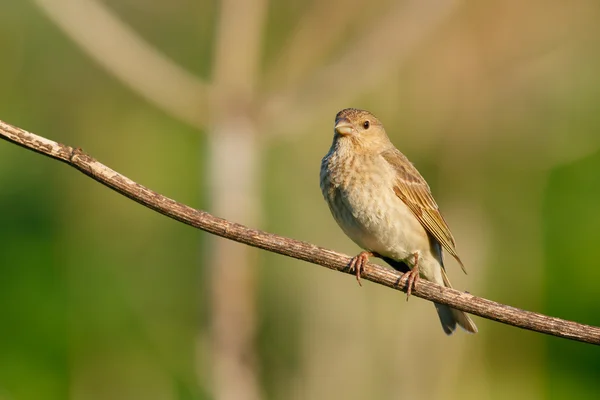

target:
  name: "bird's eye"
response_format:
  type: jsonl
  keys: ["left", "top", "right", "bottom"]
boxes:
{"left": 363, "top": 120, "right": 370, "bottom": 129}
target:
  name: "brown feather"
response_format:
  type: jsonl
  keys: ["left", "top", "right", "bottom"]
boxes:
{"left": 381, "top": 148, "right": 467, "bottom": 274}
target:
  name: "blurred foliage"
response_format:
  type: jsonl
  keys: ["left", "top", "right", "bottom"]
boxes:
{"left": 1, "top": 1, "right": 600, "bottom": 399}
{"left": 544, "top": 151, "right": 600, "bottom": 400}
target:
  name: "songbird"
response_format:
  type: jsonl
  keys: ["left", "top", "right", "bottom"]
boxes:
{"left": 320, "top": 108, "right": 477, "bottom": 334}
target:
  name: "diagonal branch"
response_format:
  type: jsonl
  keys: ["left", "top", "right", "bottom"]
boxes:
{"left": 1, "top": 118, "right": 599, "bottom": 346}
{"left": 34, "top": 0, "right": 209, "bottom": 129}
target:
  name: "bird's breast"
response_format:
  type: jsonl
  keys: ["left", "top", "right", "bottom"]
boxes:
{"left": 320, "top": 151, "right": 428, "bottom": 261}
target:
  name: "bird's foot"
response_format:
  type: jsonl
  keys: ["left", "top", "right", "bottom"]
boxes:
{"left": 401, "top": 252, "right": 420, "bottom": 300}
{"left": 401, "top": 268, "right": 420, "bottom": 300}
{"left": 348, "top": 251, "right": 373, "bottom": 287}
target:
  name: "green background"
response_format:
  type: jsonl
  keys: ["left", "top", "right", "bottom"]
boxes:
{"left": 1, "top": 1, "right": 599, "bottom": 399}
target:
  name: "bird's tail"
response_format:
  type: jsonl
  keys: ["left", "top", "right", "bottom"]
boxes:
{"left": 434, "top": 269, "right": 478, "bottom": 335}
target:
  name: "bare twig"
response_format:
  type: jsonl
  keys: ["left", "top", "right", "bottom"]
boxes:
{"left": 1, "top": 119, "right": 599, "bottom": 346}
{"left": 34, "top": 0, "right": 209, "bottom": 129}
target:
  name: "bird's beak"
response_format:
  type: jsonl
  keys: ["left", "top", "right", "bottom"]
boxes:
{"left": 334, "top": 118, "right": 354, "bottom": 136}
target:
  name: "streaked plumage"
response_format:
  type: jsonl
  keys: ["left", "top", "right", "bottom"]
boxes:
{"left": 320, "top": 108, "right": 477, "bottom": 334}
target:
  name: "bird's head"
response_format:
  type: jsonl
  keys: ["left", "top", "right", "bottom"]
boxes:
{"left": 333, "top": 108, "right": 392, "bottom": 153}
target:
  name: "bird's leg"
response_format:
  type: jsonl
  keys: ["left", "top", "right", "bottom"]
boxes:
{"left": 402, "top": 252, "right": 420, "bottom": 300}
{"left": 348, "top": 251, "right": 374, "bottom": 287}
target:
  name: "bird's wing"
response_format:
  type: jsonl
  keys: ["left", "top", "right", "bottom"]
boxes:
{"left": 381, "top": 148, "right": 466, "bottom": 273}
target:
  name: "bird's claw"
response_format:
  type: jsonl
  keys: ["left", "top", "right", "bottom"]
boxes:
{"left": 401, "top": 268, "right": 420, "bottom": 300}
{"left": 348, "top": 251, "right": 373, "bottom": 287}
{"left": 401, "top": 252, "right": 420, "bottom": 300}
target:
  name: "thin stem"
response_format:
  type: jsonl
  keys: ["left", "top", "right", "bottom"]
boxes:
{"left": 1, "top": 119, "right": 599, "bottom": 346}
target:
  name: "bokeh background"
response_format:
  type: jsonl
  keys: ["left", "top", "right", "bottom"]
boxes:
{"left": 1, "top": 0, "right": 600, "bottom": 399}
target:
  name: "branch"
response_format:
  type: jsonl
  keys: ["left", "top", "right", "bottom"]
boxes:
{"left": 34, "top": 0, "right": 209, "bottom": 129}
{"left": 1, "top": 119, "right": 599, "bottom": 346}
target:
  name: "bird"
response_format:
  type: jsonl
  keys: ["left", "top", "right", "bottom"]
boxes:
{"left": 320, "top": 108, "right": 477, "bottom": 334}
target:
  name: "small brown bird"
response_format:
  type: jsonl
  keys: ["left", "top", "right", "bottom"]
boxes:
{"left": 320, "top": 108, "right": 477, "bottom": 334}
